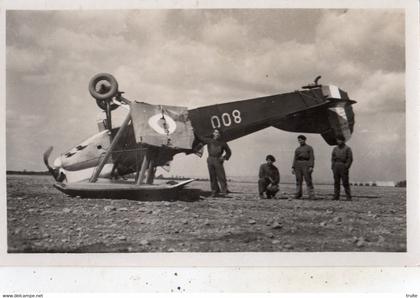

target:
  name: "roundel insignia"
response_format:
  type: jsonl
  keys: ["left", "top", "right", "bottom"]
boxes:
{"left": 148, "top": 113, "right": 177, "bottom": 135}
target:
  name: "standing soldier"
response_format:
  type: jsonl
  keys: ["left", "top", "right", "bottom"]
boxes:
{"left": 200, "top": 129, "right": 232, "bottom": 197}
{"left": 331, "top": 135, "right": 353, "bottom": 201}
{"left": 292, "top": 135, "right": 315, "bottom": 199}
{"left": 258, "top": 154, "right": 280, "bottom": 199}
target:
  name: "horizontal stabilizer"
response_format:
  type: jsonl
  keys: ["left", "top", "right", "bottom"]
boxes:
{"left": 272, "top": 100, "right": 355, "bottom": 145}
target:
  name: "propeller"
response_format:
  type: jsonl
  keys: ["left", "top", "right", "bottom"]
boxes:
{"left": 43, "top": 146, "right": 65, "bottom": 182}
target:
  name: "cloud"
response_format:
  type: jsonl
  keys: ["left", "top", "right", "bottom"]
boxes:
{"left": 6, "top": 46, "right": 48, "bottom": 73}
{"left": 201, "top": 16, "right": 249, "bottom": 49}
{"left": 352, "top": 70, "right": 405, "bottom": 113}
{"left": 52, "top": 10, "right": 130, "bottom": 36}
{"left": 315, "top": 10, "right": 404, "bottom": 73}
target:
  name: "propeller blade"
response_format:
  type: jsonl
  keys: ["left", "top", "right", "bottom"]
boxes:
{"left": 43, "top": 146, "right": 54, "bottom": 171}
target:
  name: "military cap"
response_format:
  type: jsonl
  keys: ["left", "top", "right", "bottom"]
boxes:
{"left": 266, "top": 154, "right": 276, "bottom": 162}
{"left": 297, "top": 135, "right": 306, "bottom": 140}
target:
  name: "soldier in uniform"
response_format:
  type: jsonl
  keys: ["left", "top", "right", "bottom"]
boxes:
{"left": 331, "top": 135, "right": 353, "bottom": 201}
{"left": 292, "top": 135, "right": 315, "bottom": 199}
{"left": 200, "top": 129, "right": 232, "bottom": 197}
{"left": 258, "top": 154, "right": 280, "bottom": 199}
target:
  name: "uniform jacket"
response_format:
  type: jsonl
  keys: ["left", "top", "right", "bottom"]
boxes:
{"left": 259, "top": 163, "right": 280, "bottom": 184}
{"left": 292, "top": 144, "right": 314, "bottom": 168}
{"left": 200, "top": 137, "right": 232, "bottom": 160}
{"left": 331, "top": 145, "right": 353, "bottom": 169}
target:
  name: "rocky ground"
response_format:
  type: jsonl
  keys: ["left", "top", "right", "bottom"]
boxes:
{"left": 7, "top": 174, "right": 406, "bottom": 252}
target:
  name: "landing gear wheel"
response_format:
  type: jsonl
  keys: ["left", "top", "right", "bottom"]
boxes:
{"left": 88, "top": 73, "right": 120, "bottom": 111}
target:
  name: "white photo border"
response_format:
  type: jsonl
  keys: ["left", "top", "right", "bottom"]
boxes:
{"left": 0, "top": 0, "right": 419, "bottom": 267}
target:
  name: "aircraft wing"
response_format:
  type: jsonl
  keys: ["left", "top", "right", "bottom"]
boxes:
{"left": 130, "top": 102, "right": 195, "bottom": 149}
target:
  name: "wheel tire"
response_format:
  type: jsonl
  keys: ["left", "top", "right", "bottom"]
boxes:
{"left": 95, "top": 99, "right": 119, "bottom": 111}
{"left": 88, "top": 73, "right": 119, "bottom": 101}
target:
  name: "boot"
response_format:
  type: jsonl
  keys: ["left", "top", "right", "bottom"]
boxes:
{"left": 308, "top": 188, "right": 316, "bottom": 200}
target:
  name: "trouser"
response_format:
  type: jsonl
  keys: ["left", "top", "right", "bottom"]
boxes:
{"left": 258, "top": 177, "right": 279, "bottom": 197}
{"left": 294, "top": 161, "right": 314, "bottom": 198}
{"left": 332, "top": 163, "right": 351, "bottom": 199}
{"left": 207, "top": 156, "right": 228, "bottom": 194}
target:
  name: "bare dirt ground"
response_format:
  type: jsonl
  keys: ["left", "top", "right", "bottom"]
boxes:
{"left": 7, "top": 174, "right": 406, "bottom": 252}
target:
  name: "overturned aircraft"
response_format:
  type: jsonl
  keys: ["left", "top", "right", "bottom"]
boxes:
{"left": 44, "top": 73, "right": 356, "bottom": 199}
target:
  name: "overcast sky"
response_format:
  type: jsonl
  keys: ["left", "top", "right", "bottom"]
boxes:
{"left": 6, "top": 9, "right": 405, "bottom": 182}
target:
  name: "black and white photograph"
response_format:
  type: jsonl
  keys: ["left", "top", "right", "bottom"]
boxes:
{"left": 4, "top": 6, "right": 409, "bottom": 257}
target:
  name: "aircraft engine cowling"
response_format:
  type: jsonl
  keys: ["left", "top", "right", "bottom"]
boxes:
{"left": 88, "top": 73, "right": 119, "bottom": 111}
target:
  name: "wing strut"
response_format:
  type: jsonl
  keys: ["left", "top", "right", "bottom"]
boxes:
{"left": 135, "top": 151, "right": 150, "bottom": 185}
{"left": 89, "top": 112, "right": 131, "bottom": 183}
{"left": 134, "top": 148, "right": 157, "bottom": 185}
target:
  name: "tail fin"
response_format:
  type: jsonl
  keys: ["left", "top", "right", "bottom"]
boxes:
{"left": 272, "top": 85, "right": 356, "bottom": 145}
{"left": 321, "top": 101, "right": 355, "bottom": 145}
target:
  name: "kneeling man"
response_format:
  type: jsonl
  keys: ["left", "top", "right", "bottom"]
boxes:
{"left": 258, "top": 155, "right": 280, "bottom": 199}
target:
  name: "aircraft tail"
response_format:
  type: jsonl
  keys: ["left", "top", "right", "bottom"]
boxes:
{"left": 272, "top": 85, "right": 356, "bottom": 145}
{"left": 320, "top": 101, "right": 355, "bottom": 145}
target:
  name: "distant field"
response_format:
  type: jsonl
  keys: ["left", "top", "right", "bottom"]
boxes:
{"left": 7, "top": 174, "right": 406, "bottom": 252}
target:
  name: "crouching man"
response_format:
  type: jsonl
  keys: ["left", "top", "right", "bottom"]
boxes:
{"left": 258, "top": 154, "right": 280, "bottom": 199}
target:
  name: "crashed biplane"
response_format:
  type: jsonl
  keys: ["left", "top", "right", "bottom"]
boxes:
{"left": 43, "top": 73, "right": 356, "bottom": 199}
